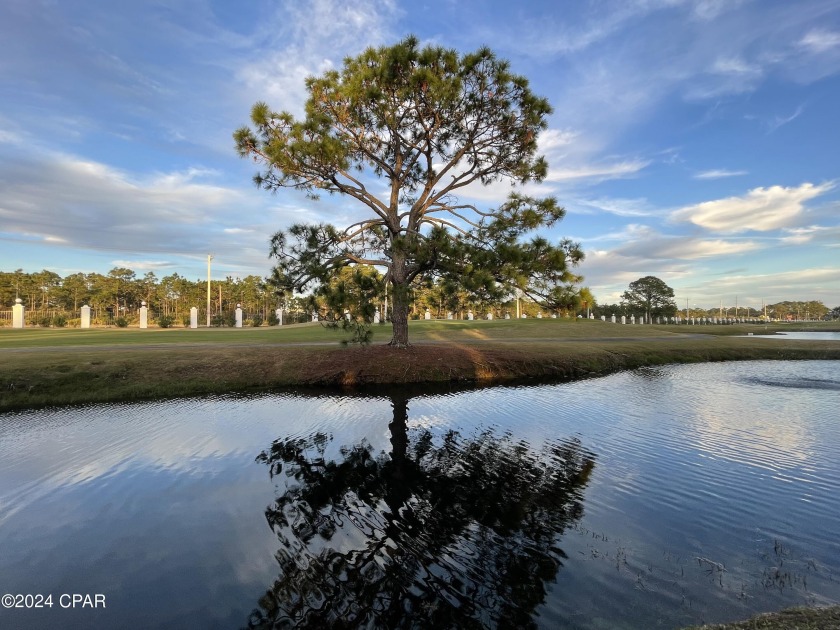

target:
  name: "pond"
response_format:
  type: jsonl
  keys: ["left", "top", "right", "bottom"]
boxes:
{"left": 1, "top": 360, "right": 838, "bottom": 629}
{"left": 746, "top": 331, "right": 840, "bottom": 340}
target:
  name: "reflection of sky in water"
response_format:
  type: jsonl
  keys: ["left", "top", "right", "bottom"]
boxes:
{"left": 748, "top": 331, "right": 840, "bottom": 340}
{"left": 0, "top": 360, "right": 838, "bottom": 629}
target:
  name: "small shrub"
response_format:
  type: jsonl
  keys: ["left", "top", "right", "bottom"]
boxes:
{"left": 181, "top": 314, "right": 192, "bottom": 327}
{"left": 267, "top": 312, "right": 280, "bottom": 326}
{"left": 115, "top": 317, "right": 129, "bottom": 328}
{"left": 324, "top": 318, "right": 373, "bottom": 346}
{"left": 211, "top": 314, "right": 225, "bottom": 327}
{"left": 224, "top": 312, "right": 236, "bottom": 328}
{"left": 38, "top": 315, "right": 53, "bottom": 328}
{"left": 157, "top": 315, "right": 175, "bottom": 328}
{"left": 52, "top": 315, "right": 68, "bottom": 328}
{"left": 250, "top": 315, "right": 263, "bottom": 327}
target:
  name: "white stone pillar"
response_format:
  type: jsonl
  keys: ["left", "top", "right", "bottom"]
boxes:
{"left": 190, "top": 307, "right": 198, "bottom": 329}
{"left": 80, "top": 304, "right": 91, "bottom": 329}
{"left": 611, "top": 314, "right": 616, "bottom": 323}
{"left": 235, "top": 304, "right": 243, "bottom": 328}
{"left": 537, "top": 312, "right": 542, "bottom": 319}
{"left": 621, "top": 315, "right": 626, "bottom": 325}
{"left": 486, "top": 312, "right": 493, "bottom": 320}
{"left": 139, "top": 301, "right": 148, "bottom": 329}
{"left": 276, "top": 308, "right": 283, "bottom": 325}
{"left": 601, "top": 315, "right": 606, "bottom": 321}
{"left": 425, "top": 308, "right": 431, "bottom": 320}
{"left": 504, "top": 312, "right": 510, "bottom": 320}
{"left": 344, "top": 310, "right": 350, "bottom": 321}
{"left": 12, "top": 298, "right": 25, "bottom": 328}
{"left": 467, "top": 310, "right": 474, "bottom": 320}
{"left": 374, "top": 310, "right": 380, "bottom": 324}
{"left": 447, "top": 312, "right": 453, "bottom": 320}
{"left": 551, "top": 314, "right": 557, "bottom": 319}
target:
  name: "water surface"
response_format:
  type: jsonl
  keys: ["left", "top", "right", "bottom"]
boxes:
{"left": 1, "top": 361, "right": 838, "bottom": 629}
{"left": 747, "top": 331, "right": 840, "bottom": 340}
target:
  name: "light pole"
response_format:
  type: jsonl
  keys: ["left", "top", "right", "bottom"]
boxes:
{"left": 206, "top": 254, "right": 213, "bottom": 327}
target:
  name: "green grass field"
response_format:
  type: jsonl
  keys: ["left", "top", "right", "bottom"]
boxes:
{"left": 1, "top": 319, "right": 838, "bottom": 411}
{"left": 2, "top": 317, "right": 835, "bottom": 348}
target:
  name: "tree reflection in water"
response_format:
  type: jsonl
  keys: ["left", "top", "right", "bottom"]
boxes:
{"left": 246, "top": 393, "right": 595, "bottom": 629}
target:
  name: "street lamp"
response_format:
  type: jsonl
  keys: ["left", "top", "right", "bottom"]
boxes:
{"left": 206, "top": 254, "right": 213, "bottom": 328}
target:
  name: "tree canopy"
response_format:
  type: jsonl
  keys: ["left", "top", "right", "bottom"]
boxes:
{"left": 235, "top": 36, "right": 583, "bottom": 346}
{"left": 621, "top": 276, "right": 677, "bottom": 321}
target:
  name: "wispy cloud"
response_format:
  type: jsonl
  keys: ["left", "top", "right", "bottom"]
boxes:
{"left": 767, "top": 104, "right": 805, "bottom": 133}
{"left": 547, "top": 159, "right": 650, "bottom": 182}
{"left": 573, "top": 197, "right": 664, "bottom": 218}
{"left": 600, "top": 224, "right": 762, "bottom": 261}
{"left": 235, "top": 0, "right": 399, "bottom": 116}
{"left": 671, "top": 182, "right": 835, "bottom": 233}
{"left": 780, "top": 224, "right": 840, "bottom": 246}
{"left": 111, "top": 260, "right": 175, "bottom": 271}
{"left": 693, "top": 169, "right": 748, "bottom": 180}
{"left": 799, "top": 29, "right": 840, "bottom": 54}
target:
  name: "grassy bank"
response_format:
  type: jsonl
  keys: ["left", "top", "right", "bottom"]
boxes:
{"left": 1, "top": 319, "right": 838, "bottom": 411}
{"left": 685, "top": 605, "right": 840, "bottom": 629}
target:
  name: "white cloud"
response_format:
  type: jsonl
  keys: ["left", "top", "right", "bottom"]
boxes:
{"left": 537, "top": 128, "right": 580, "bottom": 153}
{"left": 236, "top": 0, "right": 399, "bottom": 116}
{"left": 780, "top": 224, "right": 840, "bottom": 246}
{"left": 688, "top": 267, "right": 840, "bottom": 303}
{"left": 0, "top": 129, "right": 23, "bottom": 144}
{"left": 0, "top": 147, "right": 273, "bottom": 267}
{"left": 671, "top": 182, "right": 835, "bottom": 233}
{"left": 111, "top": 260, "right": 175, "bottom": 271}
{"left": 710, "top": 56, "right": 762, "bottom": 77}
{"left": 608, "top": 225, "right": 761, "bottom": 260}
{"left": 799, "top": 29, "right": 840, "bottom": 54}
{"left": 767, "top": 104, "right": 804, "bottom": 133}
{"left": 693, "top": 169, "right": 748, "bottom": 180}
{"left": 573, "top": 197, "right": 663, "bottom": 218}
{"left": 690, "top": 0, "right": 747, "bottom": 21}
{"left": 547, "top": 159, "right": 650, "bottom": 182}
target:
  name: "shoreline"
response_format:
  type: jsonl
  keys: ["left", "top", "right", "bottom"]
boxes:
{"left": 2, "top": 333, "right": 838, "bottom": 411}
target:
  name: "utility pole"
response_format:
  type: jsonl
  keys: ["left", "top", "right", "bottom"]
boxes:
{"left": 206, "top": 254, "right": 213, "bottom": 327}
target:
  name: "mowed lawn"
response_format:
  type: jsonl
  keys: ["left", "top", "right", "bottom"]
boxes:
{"left": 1, "top": 317, "right": 826, "bottom": 349}
{"left": 1, "top": 318, "right": 838, "bottom": 411}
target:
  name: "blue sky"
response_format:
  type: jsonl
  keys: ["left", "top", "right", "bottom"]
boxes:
{"left": 1, "top": 0, "right": 838, "bottom": 309}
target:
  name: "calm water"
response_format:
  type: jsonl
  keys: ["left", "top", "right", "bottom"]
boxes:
{"left": 1, "top": 361, "right": 838, "bottom": 629}
{"left": 748, "top": 331, "right": 840, "bottom": 340}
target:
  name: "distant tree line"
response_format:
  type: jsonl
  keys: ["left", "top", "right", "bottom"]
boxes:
{"left": 3, "top": 269, "right": 833, "bottom": 326}
{"left": 0, "top": 268, "right": 288, "bottom": 325}
{"left": 1, "top": 266, "right": 597, "bottom": 326}
{"left": 591, "top": 276, "right": 833, "bottom": 321}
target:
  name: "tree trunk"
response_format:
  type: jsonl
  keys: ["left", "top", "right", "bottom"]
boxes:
{"left": 389, "top": 255, "right": 411, "bottom": 347}
{"left": 389, "top": 281, "right": 410, "bottom": 347}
